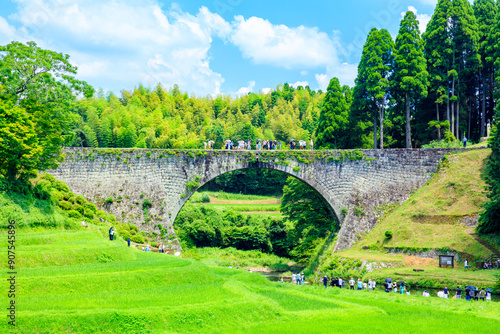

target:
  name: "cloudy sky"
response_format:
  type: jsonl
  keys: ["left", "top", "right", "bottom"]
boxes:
{"left": 0, "top": 0, "right": 448, "bottom": 96}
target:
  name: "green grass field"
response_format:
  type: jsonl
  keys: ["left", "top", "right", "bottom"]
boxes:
{"left": 2, "top": 225, "right": 500, "bottom": 334}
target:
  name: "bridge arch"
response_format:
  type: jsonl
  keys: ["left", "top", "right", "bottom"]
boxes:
{"left": 174, "top": 165, "right": 341, "bottom": 231}
{"left": 49, "top": 147, "right": 466, "bottom": 251}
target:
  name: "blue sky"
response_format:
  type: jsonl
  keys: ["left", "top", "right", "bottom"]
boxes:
{"left": 0, "top": 0, "right": 445, "bottom": 96}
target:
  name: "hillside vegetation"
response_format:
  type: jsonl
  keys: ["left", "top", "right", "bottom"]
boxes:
{"left": 352, "top": 148, "right": 494, "bottom": 259}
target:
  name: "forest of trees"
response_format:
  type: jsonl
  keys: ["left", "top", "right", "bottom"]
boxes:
{"left": 60, "top": 1, "right": 500, "bottom": 151}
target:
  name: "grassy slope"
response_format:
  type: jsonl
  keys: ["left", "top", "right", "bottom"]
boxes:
{"left": 189, "top": 191, "right": 283, "bottom": 218}
{"left": 1, "top": 225, "right": 500, "bottom": 334}
{"left": 351, "top": 149, "right": 493, "bottom": 258}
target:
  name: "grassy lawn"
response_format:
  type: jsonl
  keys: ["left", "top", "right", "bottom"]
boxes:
{"left": 353, "top": 149, "right": 494, "bottom": 259}
{"left": 1, "top": 225, "right": 500, "bottom": 333}
{"left": 194, "top": 203, "right": 281, "bottom": 212}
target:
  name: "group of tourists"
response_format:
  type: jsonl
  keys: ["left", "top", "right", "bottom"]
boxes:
{"left": 316, "top": 276, "right": 495, "bottom": 302}
{"left": 203, "top": 139, "right": 314, "bottom": 150}
{"left": 482, "top": 260, "right": 499, "bottom": 269}
{"left": 321, "top": 276, "right": 380, "bottom": 292}
{"left": 287, "top": 272, "right": 305, "bottom": 285}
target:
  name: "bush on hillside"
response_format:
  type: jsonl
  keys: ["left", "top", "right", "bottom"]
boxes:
{"left": 83, "top": 208, "right": 94, "bottom": 219}
{"left": 385, "top": 230, "right": 393, "bottom": 239}
{"left": 131, "top": 234, "right": 145, "bottom": 244}
{"left": 201, "top": 193, "right": 210, "bottom": 203}
{"left": 58, "top": 200, "right": 72, "bottom": 210}
{"left": 54, "top": 180, "right": 70, "bottom": 192}
{"left": 84, "top": 202, "right": 97, "bottom": 214}
{"left": 67, "top": 210, "right": 82, "bottom": 219}
{"left": 75, "top": 195, "right": 86, "bottom": 205}
{"left": 72, "top": 204, "right": 84, "bottom": 215}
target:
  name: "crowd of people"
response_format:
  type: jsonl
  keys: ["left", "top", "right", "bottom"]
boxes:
{"left": 203, "top": 139, "right": 314, "bottom": 151}
{"left": 310, "top": 275, "right": 496, "bottom": 302}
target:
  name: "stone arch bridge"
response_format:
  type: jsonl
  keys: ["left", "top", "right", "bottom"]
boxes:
{"left": 48, "top": 147, "right": 469, "bottom": 251}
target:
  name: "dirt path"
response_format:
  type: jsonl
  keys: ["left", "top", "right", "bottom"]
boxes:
{"left": 465, "top": 228, "right": 500, "bottom": 254}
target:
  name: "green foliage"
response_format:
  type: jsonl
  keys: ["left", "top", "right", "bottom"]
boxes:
{"left": 421, "top": 140, "right": 463, "bottom": 148}
{"left": 292, "top": 167, "right": 301, "bottom": 172}
{"left": 0, "top": 41, "right": 93, "bottom": 181}
{"left": 478, "top": 111, "right": 500, "bottom": 233}
{"left": 67, "top": 210, "right": 82, "bottom": 219}
{"left": 385, "top": 230, "right": 393, "bottom": 239}
{"left": 130, "top": 234, "right": 145, "bottom": 244}
{"left": 72, "top": 204, "right": 84, "bottom": 215}
{"left": 84, "top": 202, "right": 97, "bottom": 214}
{"left": 281, "top": 177, "right": 338, "bottom": 262}
{"left": 393, "top": 10, "right": 429, "bottom": 148}
{"left": 201, "top": 193, "right": 211, "bottom": 203}
{"left": 142, "top": 199, "right": 153, "bottom": 210}
{"left": 58, "top": 201, "right": 72, "bottom": 211}
{"left": 105, "top": 197, "right": 114, "bottom": 204}
{"left": 75, "top": 195, "right": 86, "bottom": 205}
{"left": 315, "top": 77, "right": 350, "bottom": 149}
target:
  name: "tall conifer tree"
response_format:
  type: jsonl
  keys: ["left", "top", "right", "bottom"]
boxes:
{"left": 474, "top": 0, "right": 497, "bottom": 138}
{"left": 393, "top": 11, "right": 429, "bottom": 148}
{"left": 315, "top": 77, "right": 349, "bottom": 149}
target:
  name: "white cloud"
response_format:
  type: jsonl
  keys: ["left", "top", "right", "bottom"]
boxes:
{"left": 2, "top": 1, "right": 360, "bottom": 94}
{"left": 405, "top": 6, "right": 431, "bottom": 33}
{"left": 315, "top": 62, "right": 358, "bottom": 91}
{"left": 290, "top": 81, "right": 309, "bottom": 89}
{"left": 3, "top": 0, "right": 229, "bottom": 96}
{"left": 261, "top": 88, "right": 273, "bottom": 94}
{"left": 236, "top": 81, "right": 256, "bottom": 96}
{"left": 230, "top": 16, "right": 338, "bottom": 69}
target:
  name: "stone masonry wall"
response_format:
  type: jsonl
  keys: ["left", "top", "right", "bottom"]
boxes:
{"left": 48, "top": 147, "right": 477, "bottom": 251}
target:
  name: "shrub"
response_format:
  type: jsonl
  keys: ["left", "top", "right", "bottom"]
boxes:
{"left": 68, "top": 197, "right": 76, "bottom": 204}
{"left": 40, "top": 173, "right": 56, "bottom": 183}
{"left": 385, "top": 230, "right": 393, "bottom": 239}
{"left": 96, "top": 210, "right": 106, "bottom": 218}
{"left": 50, "top": 190, "right": 64, "bottom": 201}
{"left": 129, "top": 224, "right": 139, "bottom": 233}
{"left": 142, "top": 199, "right": 153, "bottom": 210}
{"left": 72, "top": 204, "right": 84, "bottom": 215}
{"left": 54, "top": 180, "right": 70, "bottom": 192}
{"left": 131, "top": 234, "right": 145, "bottom": 244}
{"left": 75, "top": 195, "right": 86, "bottom": 205}
{"left": 341, "top": 207, "right": 348, "bottom": 216}
{"left": 105, "top": 197, "right": 114, "bottom": 204}
{"left": 120, "top": 230, "right": 131, "bottom": 240}
{"left": 201, "top": 193, "right": 210, "bottom": 203}
{"left": 33, "top": 180, "right": 51, "bottom": 200}
{"left": 58, "top": 201, "right": 72, "bottom": 210}
{"left": 106, "top": 215, "right": 116, "bottom": 223}
{"left": 84, "top": 203, "right": 97, "bottom": 214}
{"left": 67, "top": 210, "right": 82, "bottom": 219}
{"left": 84, "top": 209, "right": 94, "bottom": 219}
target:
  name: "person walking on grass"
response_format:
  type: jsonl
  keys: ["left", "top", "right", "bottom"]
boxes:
{"left": 297, "top": 273, "right": 301, "bottom": 285}
{"left": 127, "top": 237, "right": 131, "bottom": 247}
{"left": 323, "top": 276, "right": 328, "bottom": 289}
{"left": 338, "top": 277, "right": 343, "bottom": 289}
{"left": 301, "top": 273, "right": 305, "bottom": 285}
{"left": 349, "top": 278, "right": 355, "bottom": 290}
{"left": 292, "top": 273, "right": 296, "bottom": 284}
{"left": 357, "top": 279, "right": 363, "bottom": 290}
{"left": 443, "top": 286, "right": 448, "bottom": 298}
{"left": 464, "top": 259, "right": 468, "bottom": 269}
{"left": 456, "top": 286, "right": 462, "bottom": 299}
{"left": 400, "top": 283, "right": 405, "bottom": 295}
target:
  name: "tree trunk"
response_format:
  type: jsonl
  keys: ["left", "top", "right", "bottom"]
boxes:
{"left": 379, "top": 104, "right": 384, "bottom": 150}
{"left": 480, "top": 68, "right": 486, "bottom": 138}
{"left": 436, "top": 103, "right": 441, "bottom": 140}
{"left": 451, "top": 76, "right": 455, "bottom": 138}
{"left": 373, "top": 108, "right": 377, "bottom": 149}
{"left": 406, "top": 93, "right": 411, "bottom": 149}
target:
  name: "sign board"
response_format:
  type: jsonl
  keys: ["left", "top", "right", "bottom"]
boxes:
{"left": 439, "top": 255, "right": 454, "bottom": 268}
